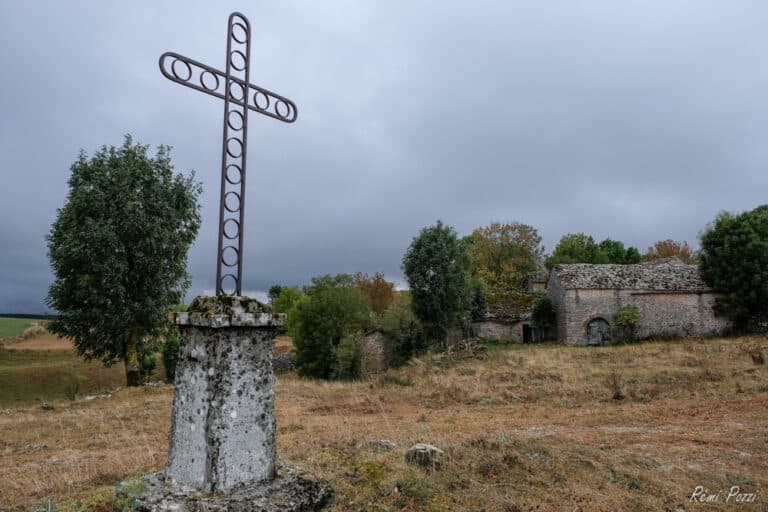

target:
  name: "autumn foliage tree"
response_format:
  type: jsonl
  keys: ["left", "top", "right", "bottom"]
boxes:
{"left": 353, "top": 272, "right": 395, "bottom": 314}
{"left": 466, "top": 222, "right": 544, "bottom": 293}
{"left": 644, "top": 239, "right": 697, "bottom": 264}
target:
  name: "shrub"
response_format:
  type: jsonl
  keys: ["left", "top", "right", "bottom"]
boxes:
{"left": 613, "top": 306, "right": 641, "bottom": 342}
{"left": 531, "top": 292, "right": 555, "bottom": 329}
{"left": 380, "top": 293, "right": 426, "bottom": 367}
{"left": 740, "top": 343, "right": 765, "bottom": 366}
{"left": 162, "top": 330, "right": 180, "bottom": 383}
{"left": 332, "top": 331, "right": 363, "bottom": 380}
{"left": 292, "top": 275, "right": 369, "bottom": 379}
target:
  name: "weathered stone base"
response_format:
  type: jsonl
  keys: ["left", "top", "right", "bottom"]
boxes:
{"left": 123, "top": 465, "right": 333, "bottom": 512}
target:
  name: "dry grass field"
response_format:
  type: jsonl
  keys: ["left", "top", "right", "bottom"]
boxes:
{"left": 0, "top": 333, "right": 766, "bottom": 511}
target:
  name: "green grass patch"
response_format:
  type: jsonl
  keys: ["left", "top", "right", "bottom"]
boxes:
{"left": 0, "top": 349, "right": 127, "bottom": 406}
{"left": 0, "top": 317, "right": 33, "bottom": 339}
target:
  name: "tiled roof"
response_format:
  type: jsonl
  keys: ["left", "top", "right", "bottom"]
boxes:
{"left": 551, "top": 258, "right": 708, "bottom": 291}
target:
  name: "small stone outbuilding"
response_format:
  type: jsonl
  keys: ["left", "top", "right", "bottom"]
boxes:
{"left": 547, "top": 258, "right": 729, "bottom": 345}
{"left": 360, "top": 329, "right": 386, "bottom": 377}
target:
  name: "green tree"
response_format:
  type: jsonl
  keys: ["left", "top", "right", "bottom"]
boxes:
{"left": 268, "top": 285, "right": 285, "bottom": 303}
{"left": 546, "top": 233, "right": 607, "bottom": 268}
{"left": 292, "top": 275, "right": 369, "bottom": 378}
{"left": 46, "top": 136, "right": 201, "bottom": 386}
{"left": 531, "top": 292, "right": 555, "bottom": 330}
{"left": 402, "top": 220, "right": 471, "bottom": 346}
{"left": 699, "top": 205, "right": 768, "bottom": 327}
{"left": 380, "top": 292, "right": 426, "bottom": 367}
{"left": 598, "top": 239, "right": 642, "bottom": 264}
{"left": 274, "top": 286, "right": 303, "bottom": 314}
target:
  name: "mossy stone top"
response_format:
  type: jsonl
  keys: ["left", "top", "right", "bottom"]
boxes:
{"left": 175, "top": 295, "right": 286, "bottom": 328}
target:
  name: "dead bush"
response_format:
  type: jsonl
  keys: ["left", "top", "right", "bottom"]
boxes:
{"left": 604, "top": 370, "right": 625, "bottom": 401}
{"left": 740, "top": 343, "right": 765, "bottom": 366}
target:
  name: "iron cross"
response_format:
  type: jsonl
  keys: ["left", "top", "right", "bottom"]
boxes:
{"left": 159, "top": 12, "right": 297, "bottom": 296}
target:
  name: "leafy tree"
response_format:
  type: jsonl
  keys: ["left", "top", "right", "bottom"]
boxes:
{"left": 46, "top": 136, "right": 201, "bottom": 386}
{"left": 546, "top": 233, "right": 607, "bottom": 268}
{"left": 162, "top": 330, "right": 180, "bottom": 383}
{"left": 353, "top": 272, "right": 395, "bottom": 314}
{"left": 268, "top": 285, "right": 285, "bottom": 304}
{"left": 644, "top": 239, "right": 697, "bottom": 264}
{"left": 380, "top": 292, "right": 426, "bottom": 367}
{"left": 546, "top": 233, "right": 641, "bottom": 267}
{"left": 466, "top": 222, "right": 544, "bottom": 292}
{"left": 291, "top": 275, "right": 369, "bottom": 378}
{"left": 467, "top": 275, "right": 489, "bottom": 322}
{"left": 402, "top": 221, "right": 471, "bottom": 346}
{"left": 273, "top": 286, "right": 303, "bottom": 314}
{"left": 699, "top": 205, "right": 768, "bottom": 327}
{"left": 599, "top": 239, "right": 642, "bottom": 264}
{"left": 531, "top": 292, "right": 556, "bottom": 329}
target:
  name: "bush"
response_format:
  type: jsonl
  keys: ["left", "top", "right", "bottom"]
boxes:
{"left": 531, "top": 292, "right": 555, "bottom": 329}
{"left": 380, "top": 293, "right": 426, "bottom": 367}
{"left": 292, "top": 275, "right": 369, "bottom": 379}
{"left": 162, "top": 330, "right": 180, "bottom": 383}
{"left": 613, "top": 306, "right": 641, "bottom": 342}
{"left": 332, "top": 331, "right": 363, "bottom": 380}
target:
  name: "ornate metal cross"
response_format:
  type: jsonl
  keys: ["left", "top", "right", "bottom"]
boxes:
{"left": 159, "top": 12, "right": 297, "bottom": 296}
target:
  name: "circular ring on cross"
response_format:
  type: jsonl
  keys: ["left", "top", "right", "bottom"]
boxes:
{"left": 230, "top": 50, "right": 246, "bottom": 71}
{"left": 227, "top": 110, "right": 244, "bottom": 131}
{"left": 228, "top": 81, "right": 245, "bottom": 102}
{"left": 221, "top": 246, "right": 239, "bottom": 267}
{"left": 171, "top": 58, "right": 192, "bottom": 82}
{"left": 275, "top": 99, "right": 291, "bottom": 119}
{"left": 223, "top": 218, "right": 240, "bottom": 240}
{"left": 220, "top": 274, "right": 238, "bottom": 295}
{"left": 253, "top": 91, "right": 270, "bottom": 111}
{"left": 226, "top": 137, "right": 243, "bottom": 158}
{"left": 200, "top": 70, "right": 219, "bottom": 92}
{"left": 224, "top": 191, "right": 241, "bottom": 213}
{"left": 225, "top": 164, "right": 242, "bottom": 185}
{"left": 231, "top": 22, "right": 248, "bottom": 44}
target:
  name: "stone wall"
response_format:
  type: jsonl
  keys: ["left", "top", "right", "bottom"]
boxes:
{"left": 360, "top": 330, "right": 386, "bottom": 377}
{"left": 546, "top": 273, "right": 569, "bottom": 344}
{"left": 551, "top": 286, "right": 729, "bottom": 345}
{"left": 471, "top": 320, "right": 523, "bottom": 343}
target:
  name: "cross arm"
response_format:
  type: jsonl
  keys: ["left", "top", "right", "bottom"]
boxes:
{"left": 159, "top": 51, "right": 297, "bottom": 123}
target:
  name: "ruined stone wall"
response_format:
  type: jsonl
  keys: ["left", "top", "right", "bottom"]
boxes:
{"left": 559, "top": 288, "right": 729, "bottom": 345}
{"left": 360, "top": 331, "right": 386, "bottom": 377}
{"left": 471, "top": 320, "right": 523, "bottom": 343}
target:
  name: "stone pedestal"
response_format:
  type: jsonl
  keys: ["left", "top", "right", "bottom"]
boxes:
{"left": 166, "top": 295, "right": 285, "bottom": 492}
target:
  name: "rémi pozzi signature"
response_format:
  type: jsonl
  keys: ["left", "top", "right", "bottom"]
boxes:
{"left": 690, "top": 485, "right": 759, "bottom": 504}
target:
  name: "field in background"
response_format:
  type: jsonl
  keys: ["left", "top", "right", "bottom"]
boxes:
{"left": 0, "top": 317, "right": 35, "bottom": 339}
{"left": 0, "top": 331, "right": 154, "bottom": 406}
{"left": 0, "top": 333, "right": 766, "bottom": 511}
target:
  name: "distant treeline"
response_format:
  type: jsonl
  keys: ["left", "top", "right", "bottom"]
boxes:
{"left": 0, "top": 313, "right": 56, "bottom": 320}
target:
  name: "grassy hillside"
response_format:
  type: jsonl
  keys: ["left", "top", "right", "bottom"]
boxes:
{"left": 0, "top": 317, "right": 34, "bottom": 339}
{"left": 0, "top": 336, "right": 766, "bottom": 511}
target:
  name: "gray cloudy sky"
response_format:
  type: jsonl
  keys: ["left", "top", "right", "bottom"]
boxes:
{"left": 1, "top": 1, "right": 767, "bottom": 313}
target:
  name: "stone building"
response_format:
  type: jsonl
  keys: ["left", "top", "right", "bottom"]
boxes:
{"left": 547, "top": 258, "right": 729, "bottom": 345}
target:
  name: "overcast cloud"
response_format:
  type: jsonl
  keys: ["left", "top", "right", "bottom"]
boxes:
{"left": 1, "top": 1, "right": 767, "bottom": 313}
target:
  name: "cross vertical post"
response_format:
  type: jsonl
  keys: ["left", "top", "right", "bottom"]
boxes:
{"left": 159, "top": 11, "right": 297, "bottom": 295}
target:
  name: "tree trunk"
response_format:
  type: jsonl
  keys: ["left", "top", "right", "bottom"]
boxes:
{"left": 124, "top": 332, "right": 142, "bottom": 387}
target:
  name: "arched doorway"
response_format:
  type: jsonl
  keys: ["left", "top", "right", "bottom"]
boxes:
{"left": 586, "top": 317, "right": 611, "bottom": 345}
